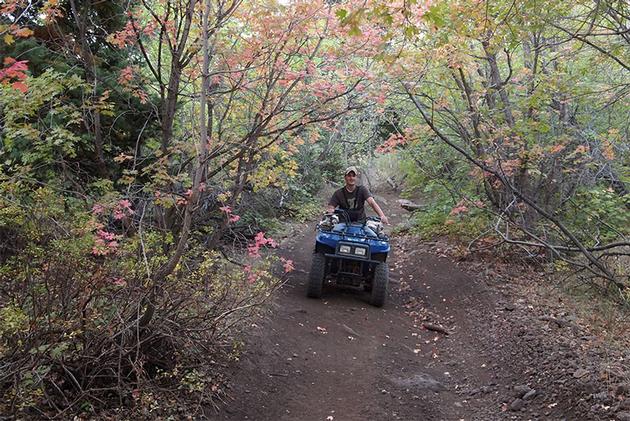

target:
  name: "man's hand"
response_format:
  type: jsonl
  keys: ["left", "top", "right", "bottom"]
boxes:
{"left": 366, "top": 197, "right": 389, "bottom": 225}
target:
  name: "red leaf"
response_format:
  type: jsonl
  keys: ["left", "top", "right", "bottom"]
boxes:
{"left": 0, "top": 58, "right": 29, "bottom": 87}
{"left": 11, "top": 81, "right": 28, "bottom": 93}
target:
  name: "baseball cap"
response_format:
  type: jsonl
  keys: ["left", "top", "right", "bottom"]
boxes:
{"left": 344, "top": 166, "right": 358, "bottom": 176}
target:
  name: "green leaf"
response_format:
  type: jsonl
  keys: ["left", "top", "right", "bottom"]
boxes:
{"left": 423, "top": 3, "right": 447, "bottom": 28}
{"left": 51, "top": 342, "right": 70, "bottom": 359}
{"left": 335, "top": 8, "right": 348, "bottom": 20}
{"left": 403, "top": 26, "right": 419, "bottom": 39}
{"left": 348, "top": 25, "right": 362, "bottom": 37}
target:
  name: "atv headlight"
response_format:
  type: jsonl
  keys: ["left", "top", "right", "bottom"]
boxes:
{"left": 354, "top": 247, "right": 367, "bottom": 256}
{"left": 339, "top": 245, "right": 351, "bottom": 254}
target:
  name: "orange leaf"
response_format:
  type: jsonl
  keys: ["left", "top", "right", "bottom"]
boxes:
{"left": 13, "top": 28, "right": 34, "bottom": 38}
{"left": 550, "top": 144, "right": 565, "bottom": 154}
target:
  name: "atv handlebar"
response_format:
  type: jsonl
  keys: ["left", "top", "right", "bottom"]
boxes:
{"left": 326, "top": 210, "right": 382, "bottom": 225}
{"left": 332, "top": 208, "right": 352, "bottom": 224}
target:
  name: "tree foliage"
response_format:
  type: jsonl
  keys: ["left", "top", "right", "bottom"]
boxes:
{"left": 349, "top": 0, "right": 629, "bottom": 291}
{"left": 0, "top": 0, "right": 381, "bottom": 416}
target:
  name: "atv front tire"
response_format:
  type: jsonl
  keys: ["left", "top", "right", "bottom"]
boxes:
{"left": 370, "top": 262, "right": 389, "bottom": 307}
{"left": 307, "top": 253, "right": 326, "bottom": 298}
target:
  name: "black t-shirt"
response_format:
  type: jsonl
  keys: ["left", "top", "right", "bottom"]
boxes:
{"left": 328, "top": 185, "right": 372, "bottom": 221}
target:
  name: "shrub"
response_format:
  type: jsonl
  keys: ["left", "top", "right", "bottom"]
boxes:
{"left": 0, "top": 183, "right": 282, "bottom": 417}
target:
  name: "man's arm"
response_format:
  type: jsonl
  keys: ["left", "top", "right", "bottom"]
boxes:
{"left": 327, "top": 190, "right": 340, "bottom": 213}
{"left": 366, "top": 196, "right": 389, "bottom": 225}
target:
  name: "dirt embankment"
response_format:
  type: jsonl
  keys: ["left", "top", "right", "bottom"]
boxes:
{"left": 215, "top": 193, "right": 630, "bottom": 421}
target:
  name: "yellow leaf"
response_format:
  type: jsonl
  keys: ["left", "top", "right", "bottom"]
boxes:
{"left": 3, "top": 34, "right": 14, "bottom": 45}
{"left": 601, "top": 141, "right": 615, "bottom": 160}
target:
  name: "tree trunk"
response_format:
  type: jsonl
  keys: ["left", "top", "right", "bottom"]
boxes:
{"left": 139, "top": 0, "right": 212, "bottom": 330}
{"left": 482, "top": 41, "right": 515, "bottom": 129}
{"left": 69, "top": 0, "right": 107, "bottom": 177}
{"left": 160, "top": 63, "right": 182, "bottom": 154}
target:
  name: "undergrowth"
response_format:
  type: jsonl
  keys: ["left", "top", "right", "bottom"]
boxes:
{"left": 0, "top": 184, "right": 285, "bottom": 418}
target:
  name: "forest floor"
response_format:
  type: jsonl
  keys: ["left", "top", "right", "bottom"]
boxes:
{"left": 213, "top": 190, "right": 629, "bottom": 421}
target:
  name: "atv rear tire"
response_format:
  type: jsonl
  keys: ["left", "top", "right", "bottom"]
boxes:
{"left": 370, "top": 262, "right": 389, "bottom": 307}
{"left": 307, "top": 253, "right": 326, "bottom": 298}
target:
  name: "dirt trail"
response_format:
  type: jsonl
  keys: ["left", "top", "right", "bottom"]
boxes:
{"left": 215, "top": 192, "right": 629, "bottom": 421}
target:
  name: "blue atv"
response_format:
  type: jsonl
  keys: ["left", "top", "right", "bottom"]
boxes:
{"left": 307, "top": 210, "right": 391, "bottom": 307}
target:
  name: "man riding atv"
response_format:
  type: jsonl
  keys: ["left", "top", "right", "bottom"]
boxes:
{"left": 327, "top": 166, "right": 390, "bottom": 225}
{"left": 308, "top": 166, "right": 391, "bottom": 306}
